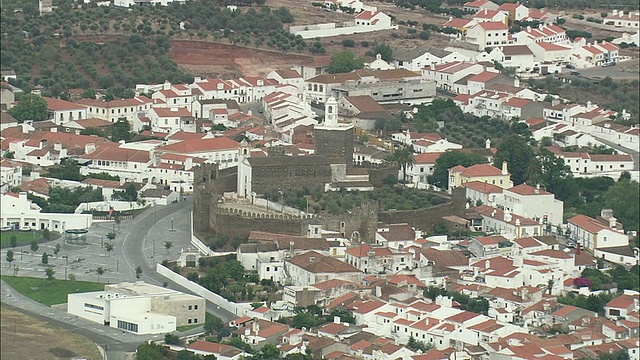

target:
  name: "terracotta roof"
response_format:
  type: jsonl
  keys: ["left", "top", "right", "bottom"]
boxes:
{"left": 81, "top": 178, "right": 121, "bottom": 188}
{"left": 498, "top": 2, "right": 523, "bottom": 10}
{"left": 350, "top": 299, "right": 386, "bottom": 314}
{"left": 421, "top": 248, "right": 469, "bottom": 267}
{"left": 478, "top": 21, "right": 508, "bottom": 31}
{"left": 468, "top": 71, "right": 500, "bottom": 83}
{"left": 80, "top": 144, "right": 150, "bottom": 163}
{"left": 451, "top": 163, "right": 504, "bottom": 177}
{"left": 474, "top": 9, "right": 504, "bottom": 19}
{"left": 318, "top": 322, "right": 348, "bottom": 335}
{"left": 151, "top": 107, "right": 192, "bottom": 117}
{"left": 443, "top": 18, "right": 474, "bottom": 28}
{"left": 313, "top": 279, "right": 362, "bottom": 291}
{"left": 513, "top": 237, "right": 544, "bottom": 248}
{"left": 186, "top": 341, "right": 242, "bottom": 356}
{"left": 355, "top": 10, "right": 381, "bottom": 20}
{"left": 530, "top": 249, "right": 572, "bottom": 259}
{"left": 307, "top": 72, "right": 360, "bottom": 84}
{"left": 464, "top": 0, "right": 490, "bottom": 7}
{"left": 0, "top": 112, "right": 18, "bottom": 124}
{"left": 567, "top": 214, "right": 612, "bottom": 234}
{"left": 43, "top": 97, "right": 87, "bottom": 111}
{"left": 535, "top": 42, "right": 571, "bottom": 51}
{"left": 504, "top": 97, "right": 532, "bottom": 108}
{"left": 606, "top": 294, "right": 636, "bottom": 309}
{"left": 507, "top": 184, "right": 551, "bottom": 196}
{"left": 476, "top": 235, "right": 508, "bottom": 245}
{"left": 474, "top": 205, "right": 539, "bottom": 226}
{"left": 273, "top": 69, "right": 302, "bottom": 79}
{"left": 157, "top": 137, "right": 238, "bottom": 154}
{"left": 288, "top": 251, "right": 360, "bottom": 273}
{"left": 462, "top": 180, "right": 504, "bottom": 194}
{"left": 343, "top": 95, "right": 387, "bottom": 114}
{"left": 66, "top": 118, "right": 113, "bottom": 129}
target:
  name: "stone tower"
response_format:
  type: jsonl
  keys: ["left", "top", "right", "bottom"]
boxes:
{"left": 193, "top": 163, "right": 219, "bottom": 234}
{"left": 314, "top": 96, "right": 354, "bottom": 166}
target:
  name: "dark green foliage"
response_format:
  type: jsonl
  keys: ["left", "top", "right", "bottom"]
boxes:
{"left": 341, "top": 39, "right": 356, "bottom": 47}
{"left": 225, "top": 337, "right": 254, "bottom": 354}
{"left": 28, "top": 185, "right": 103, "bottom": 213}
{"left": 597, "top": 350, "right": 631, "bottom": 360}
{"left": 87, "top": 172, "right": 120, "bottom": 181}
{"left": 428, "top": 151, "right": 486, "bottom": 189}
{"left": 407, "top": 335, "right": 432, "bottom": 352}
{"left": 365, "top": 42, "right": 393, "bottom": 61}
{"left": 135, "top": 342, "right": 167, "bottom": 360}
{"left": 493, "top": 135, "right": 536, "bottom": 185}
{"left": 7, "top": 94, "right": 48, "bottom": 122}
{"left": 164, "top": 333, "right": 181, "bottom": 345}
{"left": 289, "top": 305, "right": 356, "bottom": 329}
{"left": 197, "top": 255, "right": 250, "bottom": 302}
{"left": 269, "top": 185, "right": 447, "bottom": 214}
{"left": 328, "top": 51, "right": 364, "bottom": 74}
{"left": 45, "top": 158, "right": 83, "bottom": 182}
{"left": 557, "top": 291, "right": 613, "bottom": 313}
{"left": 423, "top": 286, "right": 489, "bottom": 315}
{"left": 112, "top": 183, "right": 138, "bottom": 202}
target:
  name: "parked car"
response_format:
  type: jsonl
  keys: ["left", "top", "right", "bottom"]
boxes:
{"left": 566, "top": 64, "right": 576, "bottom": 69}
{"left": 20, "top": 226, "right": 32, "bottom": 232}
{"left": 601, "top": 61, "right": 615, "bottom": 67}
{"left": 0, "top": 226, "right": 12, "bottom": 232}
{"left": 570, "top": 71, "right": 580, "bottom": 76}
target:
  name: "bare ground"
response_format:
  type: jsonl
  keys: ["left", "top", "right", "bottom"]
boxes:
{"left": 0, "top": 304, "right": 102, "bottom": 360}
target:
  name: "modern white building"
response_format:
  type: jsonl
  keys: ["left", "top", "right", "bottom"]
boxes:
{"left": 67, "top": 281, "right": 205, "bottom": 335}
{"left": 1, "top": 192, "right": 92, "bottom": 231}
{"left": 498, "top": 184, "right": 564, "bottom": 227}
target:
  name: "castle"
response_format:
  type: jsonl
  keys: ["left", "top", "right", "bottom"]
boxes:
{"left": 193, "top": 97, "right": 465, "bottom": 242}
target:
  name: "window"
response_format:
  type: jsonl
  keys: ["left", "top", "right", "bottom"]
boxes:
{"left": 193, "top": 318, "right": 198, "bottom": 323}
{"left": 117, "top": 320, "right": 138, "bottom": 333}
{"left": 188, "top": 319, "right": 192, "bottom": 324}
{"left": 194, "top": 305, "right": 198, "bottom": 310}
{"left": 188, "top": 305, "right": 192, "bottom": 310}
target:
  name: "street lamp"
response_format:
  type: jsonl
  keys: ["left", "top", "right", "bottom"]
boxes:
{"left": 170, "top": 217, "right": 175, "bottom": 232}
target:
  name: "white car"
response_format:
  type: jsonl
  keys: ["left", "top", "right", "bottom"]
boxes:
{"left": 0, "top": 226, "right": 12, "bottom": 232}
{"left": 20, "top": 226, "right": 32, "bottom": 232}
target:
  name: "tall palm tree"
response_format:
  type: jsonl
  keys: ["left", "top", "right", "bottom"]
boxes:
{"left": 387, "top": 145, "right": 416, "bottom": 183}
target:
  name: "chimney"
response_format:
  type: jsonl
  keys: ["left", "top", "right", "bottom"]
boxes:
{"left": 334, "top": 316, "right": 341, "bottom": 324}
{"left": 513, "top": 77, "right": 520, "bottom": 87}
{"left": 576, "top": 241, "right": 581, "bottom": 255}
{"left": 600, "top": 209, "right": 613, "bottom": 220}
{"left": 521, "top": 287, "right": 529, "bottom": 300}
{"left": 612, "top": 9, "right": 617, "bottom": 16}
{"left": 163, "top": 81, "right": 171, "bottom": 90}
{"left": 485, "top": 138, "right": 491, "bottom": 149}
{"left": 252, "top": 318, "right": 259, "bottom": 334}
{"left": 85, "top": 143, "right": 96, "bottom": 154}
{"left": 485, "top": 260, "right": 491, "bottom": 269}
{"left": 19, "top": 192, "right": 28, "bottom": 202}
{"left": 504, "top": 210, "right": 512, "bottom": 223}
{"left": 53, "top": 142, "right": 62, "bottom": 152}
{"left": 484, "top": 8, "right": 487, "bottom": 14}
{"left": 309, "top": 256, "right": 316, "bottom": 263}
{"left": 527, "top": 26, "right": 531, "bottom": 32}
{"left": 376, "top": 286, "right": 382, "bottom": 297}
{"left": 501, "top": 161, "right": 508, "bottom": 175}
{"left": 185, "top": 157, "right": 193, "bottom": 170}
{"left": 609, "top": 217, "right": 617, "bottom": 229}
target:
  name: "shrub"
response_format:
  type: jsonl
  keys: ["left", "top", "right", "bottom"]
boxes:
{"left": 360, "top": 40, "right": 370, "bottom": 47}
{"left": 341, "top": 39, "right": 355, "bottom": 47}
{"left": 572, "top": 14, "right": 584, "bottom": 20}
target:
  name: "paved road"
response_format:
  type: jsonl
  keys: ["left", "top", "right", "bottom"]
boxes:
{"left": 1, "top": 196, "right": 235, "bottom": 359}
{"left": 578, "top": 59, "right": 640, "bottom": 81}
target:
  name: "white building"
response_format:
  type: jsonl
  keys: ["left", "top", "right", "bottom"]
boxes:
{"left": 43, "top": 97, "right": 88, "bottom": 125}
{"left": 603, "top": 10, "right": 640, "bottom": 30}
{"left": 343, "top": 244, "right": 412, "bottom": 274}
{"left": 148, "top": 107, "right": 195, "bottom": 133}
{"left": 285, "top": 251, "right": 361, "bottom": 287}
{"left": 1, "top": 192, "right": 92, "bottom": 231}
{"left": 567, "top": 210, "right": 629, "bottom": 252}
{"left": 473, "top": 205, "right": 543, "bottom": 240}
{"left": 76, "top": 96, "right": 154, "bottom": 125}
{"left": 465, "top": 22, "right": 510, "bottom": 50}
{"left": 68, "top": 281, "right": 205, "bottom": 335}
{"left": 498, "top": 184, "right": 564, "bottom": 227}
{"left": 1, "top": 159, "right": 22, "bottom": 189}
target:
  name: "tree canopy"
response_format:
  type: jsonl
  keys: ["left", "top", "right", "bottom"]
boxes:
{"left": 493, "top": 135, "right": 535, "bottom": 185}
{"left": 327, "top": 51, "right": 364, "bottom": 74}
{"left": 428, "top": 151, "right": 486, "bottom": 189}
{"left": 7, "top": 94, "right": 48, "bottom": 122}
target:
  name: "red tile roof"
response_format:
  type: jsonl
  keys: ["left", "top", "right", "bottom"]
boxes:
{"left": 355, "top": 10, "right": 381, "bottom": 20}
{"left": 43, "top": 97, "right": 87, "bottom": 111}
{"left": 567, "top": 214, "right": 611, "bottom": 234}
{"left": 478, "top": 21, "right": 508, "bottom": 31}
{"left": 462, "top": 180, "right": 504, "bottom": 194}
{"left": 451, "top": 163, "right": 504, "bottom": 177}
{"left": 469, "top": 71, "right": 500, "bottom": 83}
{"left": 606, "top": 294, "right": 636, "bottom": 309}
{"left": 80, "top": 144, "right": 150, "bottom": 163}
{"left": 345, "top": 244, "right": 394, "bottom": 257}
{"left": 288, "top": 251, "right": 360, "bottom": 274}
{"left": 530, "top": 249, "right": 572, "bottom": 259}
{"left": 507, "top": 184, "right": 551, "bottom": 196}
{"left": 151, "top": 107, "right": 192, "bottom": 117}
{"left": 157, "top": 137, "right": 238, "bottom": 154}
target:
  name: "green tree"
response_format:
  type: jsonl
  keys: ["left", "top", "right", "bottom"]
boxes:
{"left": 106, "top": 232, "right": 116, "bottom": 241}
{"left": 164, "top": 333, "right": 181, "bottom": 345}
{"left": 428, "top": 151, "right": 486, "bottom": 188}
{"left": 327, "top": 50, "right": 365, "bottom": 74}
{"left": 135, "top": 265, "right": 143, "bottom": 279}
{"left": 4, "top": 151, "right": 15, "bottom": 159}
{"left": 45, "top": 267, "right": 55, "bottom": 281}
{"left": 256, "top": 344, "right": 279, "bottom": 360}
{"left": 164, "top": 241, "right": 173, "bottom": 254}
{"left": 111, "top": 118, "right": 133, "bottom": 142}
{"left": 30, "top": 240, "right": 39, "bottom": 253}
{"left": 493, "top": 135, "right": 535, "bottom": 185}
{"left": 135, "top": 343, "right": 166, "bottom": 360}
{"left": 41, "top": 252, "right": 49, "bottom": 264}
{"left": 6, "top": 250, "right": 14, "bottom": 265}
{"left": 53, "top": 243, "right": 61, "bottom": 255}
{"left": 9, "top": 235, "right": 17, "bottom": 248}
{"left": 81, "top": 89, "right": 97, "bottom": 99}
{"left": 603, "top": 179, "right": 639, "bottom": 232}
{"left": 96, "top": 266, "right": 105, "bottom": 281}
{"left": 45, "top": 158, "right": 83, "bottom": 181}
{"left": 8, "top": 94, "right": 48, "bottom": 122}
{"left": 42, "top": 228, "right": 51, "bottom": 240}
{"left": 366, "top": 42, "right": 393, "bottom": 61}
{"left": 387, "top": 146, "right": 416, "bottom": 183}
{"left": 105, "top": 242, "right": 114, "bottom": 256}
{"left": 204, "top": 314, "right": 224, "bottom": 334}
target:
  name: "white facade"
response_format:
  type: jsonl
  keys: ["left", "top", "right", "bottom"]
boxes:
{"left": 498, "top": 185, "right": 564, "bottom": 226}
{"left": 1, "top": 159, "right": 22, "bottom": 188}
{"left": 1, "top": 192, "right": 92, "bottom": 231}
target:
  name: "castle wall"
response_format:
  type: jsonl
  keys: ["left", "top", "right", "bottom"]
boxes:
{"left": 250, "top": 162, "right": 332, "bottom": 195}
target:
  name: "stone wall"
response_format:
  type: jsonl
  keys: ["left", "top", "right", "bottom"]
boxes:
{"left": 214, "top": 208, "right": 309, "bottom": 239}
{"left": 249, "top": 157, "right": 333, "bottom": 195}
{"left": 314, "top": 127, "right": 354, "bottom": 167}
{"left": 365, "top": 164, "right": 399, "bottom": 188}
{"left": 193, "top": 163, "right": 219, "bottom": 234}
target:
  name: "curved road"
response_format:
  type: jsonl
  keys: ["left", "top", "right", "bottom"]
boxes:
{"left": 2, "top": 196, "right": 236, "bottom": 360}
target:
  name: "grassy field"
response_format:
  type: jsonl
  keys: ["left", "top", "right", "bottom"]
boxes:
{"left": 0, "top": 231, "right": 42, "bottom": 248}
{"left": 2, "top": 276, "right": 104, "bottom": 306}
{"left": 1, "top": 304, "right": 102, "bottom": 360}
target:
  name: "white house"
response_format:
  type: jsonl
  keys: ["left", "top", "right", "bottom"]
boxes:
{"left": 148, "top": 107, "right": 195, "bottom": 133}
{"left": 43, "top": 97, "right": 88, "bottom": 125}
{"left": 512, "top": 24, "right": 569, "bottom": 45}
{"left": 80, "top": 143, "right": 152, "bottom": 183}
{"left": 423, "top": 62, "right": 485, "bottom": 91}
{"left": 603, "top": 10, "right": 640, "bottom": 30}
{"left": 473, "top": 205, "right": 544, "bottom": 240}
{"left": 391, "top": 47, "right": 462, "bottom": 71}
{"left": 343, "top": 244, "right": 412, "bottom": 274}
{"left": 0, "top": 159, "right": 22, "bottom": 189}
{"left": 465, "top": 22, "right": 510, "bottom": 50}
{"left": 76, "top": 96, "right": 154, "bottom": 125}
{"left": 463, "top": 0, "right": 499, "bottom": 12}
{"left": 498, "top": 184, "right": 564, "bottom": 226}
{"left": 1, "top": 192, "right": 92, "bottom": 231}
{"left": 155, "top": 136, "right": 239, "bottom": 169}
{"left": 567, "top": 211, "right": 629, "bottom": 252}
{"left": 528, "top": 42, "right": 572, "bottom": 63}
{"left": 497, "top": 2, "right": 529, "bottom": 22}
{"left": 267, "top": 69, "right": 304, "bottom": 94}
{"left": 405, "top": 152, "right": 442, "bottom": 186}
{"left": 493, "top": 45, "right": 536, "bottom": 73}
